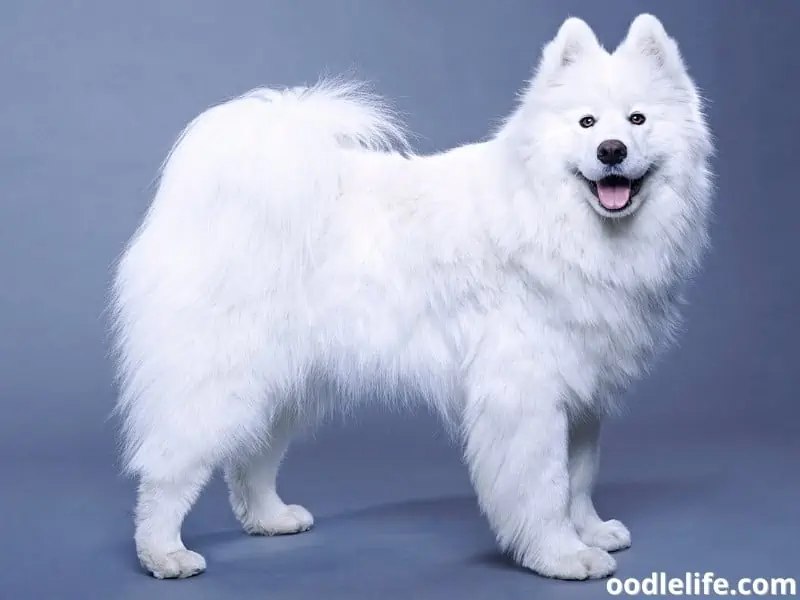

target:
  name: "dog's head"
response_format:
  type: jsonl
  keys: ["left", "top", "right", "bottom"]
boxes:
{"left": 512, "top": 14, "right": 711, "bottom": 220}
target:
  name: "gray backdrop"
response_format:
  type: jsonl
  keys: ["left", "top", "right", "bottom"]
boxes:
{"left": 1, "top": 1, "right": 797, "bottom": 599}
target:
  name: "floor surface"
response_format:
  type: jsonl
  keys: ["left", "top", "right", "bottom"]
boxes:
{"left": 2, "top": 413, "right": 797, "bottom": 600}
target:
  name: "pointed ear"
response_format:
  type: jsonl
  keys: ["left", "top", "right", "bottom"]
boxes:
{"left": 533, "top": 18, "right": 601, "bottom": 85}
{"left": 618, "top": 14, "right": 689, "bottom": 82}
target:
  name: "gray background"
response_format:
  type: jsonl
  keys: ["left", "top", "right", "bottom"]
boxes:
{"left": 1, "top": 1, "right": 797, "bottom": 598}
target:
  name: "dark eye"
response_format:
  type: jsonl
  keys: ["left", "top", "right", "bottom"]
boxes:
{"left": 629, "top": 112, "right": 646, "bottom": 125}
{"left": 579, "top": 115, "right": 596, "bottom": 128}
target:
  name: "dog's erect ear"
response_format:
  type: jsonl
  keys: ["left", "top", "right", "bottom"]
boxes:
{"left": 533, "top": 18, "right": 600, "bottom": 85}
{"left": 617, "top": 14, "right": 689, "bottom": 80}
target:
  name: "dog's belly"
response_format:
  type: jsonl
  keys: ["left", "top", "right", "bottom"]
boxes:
{"left": 277, "top": 299, "right": 460, "bottom": 412}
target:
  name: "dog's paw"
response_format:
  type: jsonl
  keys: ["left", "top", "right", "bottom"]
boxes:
{"left": 532, "top": 546, "right": 617, "bottom": 580}
{"left": 242, "top": 503, "right": 315, "bottom": 536}
{"left": 580, "top": 519, "right": 631, "bottom": 552}
{"left": 138, "top": 547, "right": 206, "bottom": 579}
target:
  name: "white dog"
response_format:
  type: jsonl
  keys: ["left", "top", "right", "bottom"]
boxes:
{"left": 111, "top": 14, "right": 712, "bottom": 580}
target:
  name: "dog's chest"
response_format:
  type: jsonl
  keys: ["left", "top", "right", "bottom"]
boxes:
{"left": 547, "top": 276, "right": 680, "bottom": 400}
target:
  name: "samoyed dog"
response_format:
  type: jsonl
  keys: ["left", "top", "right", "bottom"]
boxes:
{"left": 111, "top": 14, "right": 712, "bottom": 580}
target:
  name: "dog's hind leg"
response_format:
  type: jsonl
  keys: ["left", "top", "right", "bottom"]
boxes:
{"left": 125, "top": 378, "right": 268, "bottom": 579}
{"left": 134, "top": 464, "right": 212, "bottom": 579}
{"left": 224, "top": 409, "right": 314, "bottom": 536}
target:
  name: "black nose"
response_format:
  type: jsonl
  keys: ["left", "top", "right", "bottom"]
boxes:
{"left": 596, "top": 139, "right": 628, "bottom": 166}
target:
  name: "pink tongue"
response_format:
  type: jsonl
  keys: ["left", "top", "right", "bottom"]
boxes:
{"left": 597, "top": 179, "right": 631, "bottom": 210}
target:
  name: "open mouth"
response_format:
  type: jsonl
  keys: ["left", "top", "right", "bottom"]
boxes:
{"left": 584, "top": 173, "right": 648, "bottom": 213}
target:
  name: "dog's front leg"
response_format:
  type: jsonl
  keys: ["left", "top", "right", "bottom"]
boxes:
{"left": 568, "top": 413, "right": 631, "bottom": 552}
{"left": 463, "top": 361, "right": 616, "bottom": 580}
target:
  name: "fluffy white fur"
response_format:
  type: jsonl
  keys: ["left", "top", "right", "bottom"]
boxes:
{"left": 111, "top": 14, "right": 712, "bottom": 581}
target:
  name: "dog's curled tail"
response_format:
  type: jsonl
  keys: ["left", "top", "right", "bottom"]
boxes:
{"left": 140, "top": 78, "right": 408, "bottom": 226}
{"left": 235, "top": 78, "right": 410, "bottom": 153}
